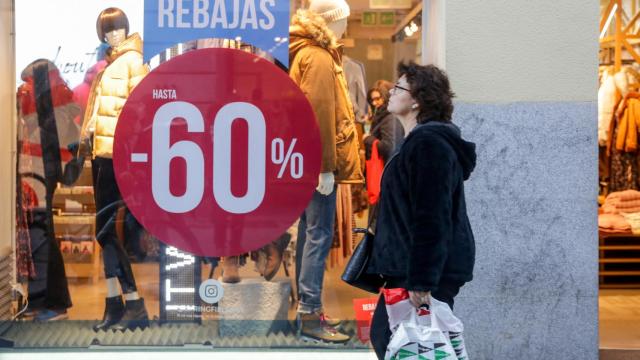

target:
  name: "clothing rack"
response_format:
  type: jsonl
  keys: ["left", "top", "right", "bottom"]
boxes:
{"left": 601, "top": 0, "right": 640, "bottom": 71}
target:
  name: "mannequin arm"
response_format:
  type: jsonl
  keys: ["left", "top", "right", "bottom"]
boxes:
{"left": 128, "top": 57, "right": 150, "bottom": 95}
{"left": 317, "top": 172, "right": 335, "bottom": 195}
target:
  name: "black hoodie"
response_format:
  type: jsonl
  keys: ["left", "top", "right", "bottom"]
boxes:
{"left": 365, "top": 121, "right": 477, "bottom": 292}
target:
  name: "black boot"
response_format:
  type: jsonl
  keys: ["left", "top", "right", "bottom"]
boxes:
{"left": 111, "top": 298, "right": 149, "bottom": 331}
{"left": 93, "top": 296, "right": 125, "bottom": 331}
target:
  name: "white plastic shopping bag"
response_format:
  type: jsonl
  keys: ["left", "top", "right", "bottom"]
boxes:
{"left": 383, "top": 289, "right": 469, "bottom": 360}
{"left": 430, "top": 297, "right": 469, "bottom": 360}
{"left": 384, "top": 288, "right": 415, "bottom": 332}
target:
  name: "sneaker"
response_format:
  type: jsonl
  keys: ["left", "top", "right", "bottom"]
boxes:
{"left": 20, "top": 305, "right": 41, "bottom": 319}
{"left": 319, "top": 313, "right": 342, "bottom": 328}
{"left": 297, "top": 312, "right": 350, "bottom": 344}
{"left": 34, "top": 309, "right": 68, "bottom": 322}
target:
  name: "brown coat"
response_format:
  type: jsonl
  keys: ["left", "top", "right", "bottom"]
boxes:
{"left": 289, "top": 10, "right": 363, "bottom": 184}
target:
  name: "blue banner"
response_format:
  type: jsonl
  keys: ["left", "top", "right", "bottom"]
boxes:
{"left": 144, "top": 0, "right": 290, "bottom": 66}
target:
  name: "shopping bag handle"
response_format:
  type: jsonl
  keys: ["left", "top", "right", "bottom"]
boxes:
{"left": 416, "top": 300, "right": 443, "bottom": 331}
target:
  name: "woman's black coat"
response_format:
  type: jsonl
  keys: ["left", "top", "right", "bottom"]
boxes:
{"left": 365, "top": 121, "right": 477, "bottom": 292}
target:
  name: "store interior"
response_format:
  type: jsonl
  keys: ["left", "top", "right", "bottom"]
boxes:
{"left": 599, "top": 0, "right": 640, "bottom": 350}
{"left": 4, "top": 0, "right": 427, "bottom": 349}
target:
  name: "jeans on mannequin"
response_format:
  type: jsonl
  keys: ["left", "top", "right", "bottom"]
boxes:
{"left": 92, "top": 157, "right": 138, "bottom": 294}
{"left": 295, "top": 187, "right": 337, "bottom": 314}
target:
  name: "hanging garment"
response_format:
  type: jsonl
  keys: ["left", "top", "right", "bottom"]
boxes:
{"left": 615, "top": 98, "right": 640, "bottom": 152}
{"left": 608, "top": 123, "right": 640, "bottom": 192}
{"left": 599, "top": 73, "right": 618, "bottom": 146}
{"left": 16, "top": 59, "right": 76, "bottom": 308}
{"left": 608, "top": 98, "right": 640, "bottom": 192}
{"left": 330, "top": 184, "right": 354, "bottom": 268}
{"left": 343, "top": 55, "right": 368, "bottom": 121}
{"left": 18, "top": 60, "right": 81, "bottom": 206}
{"left": 72, "top": 60, "right": 107, "bottom": 126}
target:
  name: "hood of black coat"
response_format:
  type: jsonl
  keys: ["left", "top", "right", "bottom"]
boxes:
{"left": 408, "top": 121, "right": 477, "bottom": 180}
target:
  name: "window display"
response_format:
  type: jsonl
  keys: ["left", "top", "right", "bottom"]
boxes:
{"left": 3, "top": 0, "right": 426, "bottom": 352}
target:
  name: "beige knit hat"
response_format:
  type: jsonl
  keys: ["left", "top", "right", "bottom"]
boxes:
{"left": 309, "top": 0, "right": 351, "bottom": 22}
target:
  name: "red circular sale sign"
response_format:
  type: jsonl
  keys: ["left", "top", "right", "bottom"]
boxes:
{"left": 113, "top": 48, "right": 321, "bottom": 257}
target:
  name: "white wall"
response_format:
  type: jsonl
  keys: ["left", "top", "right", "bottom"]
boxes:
{"left": 441, "top": 1, "right": 599, "bottom": 358}
{"left": 445, "top": 0, "right": 599, "bottom": 103}
{"left": 422, "top": 0, "right": 445, "bottom": 68}
{"left": 14, "top": 1, "right": 143, "bottom": 88}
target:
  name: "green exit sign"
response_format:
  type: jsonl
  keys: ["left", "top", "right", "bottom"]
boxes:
{"left": 362, "top": 12, "right": 378, "bottom": 26}
{"left": 379, "top": 12, "right": 395, "bottom": 26}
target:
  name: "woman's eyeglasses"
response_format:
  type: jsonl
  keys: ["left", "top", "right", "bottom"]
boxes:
{"left": 391, "top": 84, "right": 410, "bottom": 94}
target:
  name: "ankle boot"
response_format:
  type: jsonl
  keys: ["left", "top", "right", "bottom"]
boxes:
{"left": 222, "top": 256, "right": 241, "bottom": 283}
{"left": 93, "top": 296, "right": 125, "bottom": 331}
{"left": 111, "top": 298, "right": 150, "bottom": 331}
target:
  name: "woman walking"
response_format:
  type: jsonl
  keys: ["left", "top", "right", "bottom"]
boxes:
{"left": 360, "top": 62, "right": 477, "bottom": 359}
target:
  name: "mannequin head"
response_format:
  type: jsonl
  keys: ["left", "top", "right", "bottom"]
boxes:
{"left": 327, "top": 18, "right": 347, "bottom": 39}
{"left": 97, "top": 7, "right": 130, "bottom": 47}
{"left": 309, "top": 0, "right": 350, "bottom": 39}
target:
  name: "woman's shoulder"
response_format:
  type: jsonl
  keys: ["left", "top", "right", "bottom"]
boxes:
{"left": 401, "top": 126, "right": 456, "bottom": 159}
{"left": 405, "top": 127, "right": 450, "bottom": 148}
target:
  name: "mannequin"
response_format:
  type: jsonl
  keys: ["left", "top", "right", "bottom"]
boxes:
{"left": 289, "top": 0, "right": 364, "bottom": 343}
{"left": 16, "top": 59, "right": 79, "bottom": 321}
{"left": 79, "top": 7, "right": 150, "bottom": 332}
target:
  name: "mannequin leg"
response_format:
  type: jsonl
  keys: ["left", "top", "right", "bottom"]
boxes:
{"left": 297, "top": 188, "right": 337, "bottom": 314}
{"left": 295, "top": 211, "right": 307, "bottom": 296}
{"left": 92, "top": 158, "right": 147, "bottom": 331}
{"left": 295, "top": 188, "right": 350, "bottom": 343}
{"left": 92, "top": 158, "right": 138, "bottom": 295}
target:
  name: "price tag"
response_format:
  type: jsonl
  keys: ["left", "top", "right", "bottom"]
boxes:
{"left": 113, "top": 48, "right": 321, "bottom": 257}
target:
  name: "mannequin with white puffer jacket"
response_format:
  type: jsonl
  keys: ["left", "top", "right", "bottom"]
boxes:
{"left": 79, "top": 7, "right": 150, "bottom": 333}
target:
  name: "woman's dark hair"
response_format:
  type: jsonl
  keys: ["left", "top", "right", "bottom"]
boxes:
{"left": 397, "top": 61, "right": 455, "bottom": 123}
{"left": 96, "top": 7, "right": 130, "bottom": 43}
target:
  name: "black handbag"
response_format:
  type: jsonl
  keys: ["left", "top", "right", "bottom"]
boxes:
{"left": 341, "top": 232, "right": 384, "bottom": 294}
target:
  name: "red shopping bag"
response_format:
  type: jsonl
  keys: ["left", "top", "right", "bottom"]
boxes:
{"left": 353, "top": 297, "right": 379, "bottom": 343}
{"left": 366, "top": 139, "right": 385, "bottom": 204}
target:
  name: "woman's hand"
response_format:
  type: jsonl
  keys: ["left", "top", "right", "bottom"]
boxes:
{"left": 408, "top": 290, "right": 431, "bottom": 308}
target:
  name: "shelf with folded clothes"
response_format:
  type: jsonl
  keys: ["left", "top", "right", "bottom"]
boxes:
{"left": 599, "top": 190, "right": 640, "bottom": 236}
{"left": 598, "top": 190, "right": 640, "bottom": 287}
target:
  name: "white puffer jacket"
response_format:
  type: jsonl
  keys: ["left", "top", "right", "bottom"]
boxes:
{"left": 81, "top": 33, "right": 148, "bottom": 158}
